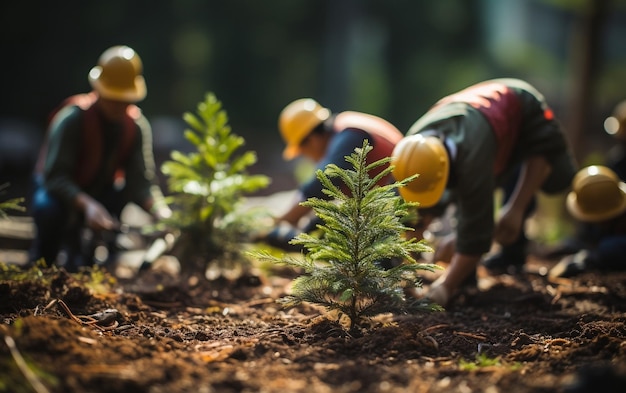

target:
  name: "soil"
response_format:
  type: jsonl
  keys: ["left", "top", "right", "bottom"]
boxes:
{"left": 1, "top": 250, "right": 626, "bottom": 393}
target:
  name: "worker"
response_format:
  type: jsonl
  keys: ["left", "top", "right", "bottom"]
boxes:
{"left": 261, "top": 98, "right": 403, "bottom": 251}
{"left": 543, "top": 99, "right": 626, "bottom": 260}
{"left": 391, "top": 78, "right": 577, "bottom": 306}
{"left": 29, "top": 45, "right": 171, "bottom": 272}
{"left": 549, "top": 166, "right": 626, "bottom": 277}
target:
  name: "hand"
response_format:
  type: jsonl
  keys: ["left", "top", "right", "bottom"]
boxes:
{"left": 84, "top": 200, "right": 118, "bottom": 231}
{"left": 152, "top": 204, "right": 172, "bottom": 221}
{"left": 426, "top": 277, "right": 451, "bottom": 307}
{"left": 494, "top": 205, "right": 524, "bottom": 246}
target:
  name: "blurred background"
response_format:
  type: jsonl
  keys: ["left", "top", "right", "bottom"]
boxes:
{"left": 1, "top": 0, "right": 625, "bottom": 212}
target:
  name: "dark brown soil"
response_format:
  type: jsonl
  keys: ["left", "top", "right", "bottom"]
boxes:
{"left": 1, "top": 252, "right": 626, "bottom": 393}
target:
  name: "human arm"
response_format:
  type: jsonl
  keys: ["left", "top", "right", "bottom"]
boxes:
{"left": 124, "top": 115, "right": 171, "bottom": 220}
{"left": 495, "top": 155, "right": 552, "bottom": 245}
{"left": 428, "top": 252, "right": 482, "bottom": 306}
{"left": 407, "top": 212, "right": 456, "bottom": 263}
{"left": 42, "top": 107, "right": 86, "bottom": 203}
{"left": 142, "top": 190, "right": 172, "bottom": 220}
{"left": 74, "top": 192, "right": 118, "bottom": 231}
{"left": 261, "top": 130, "right": 368, "bottom": 247}
{"left": 278, "top": 129, "right": 369, "bottom": 227}
{"left": 43, "top": 107, "right": 120, "bottom": 230}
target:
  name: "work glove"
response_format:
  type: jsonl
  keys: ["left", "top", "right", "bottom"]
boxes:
{"left": 425, "top": 276, "right": 451, "bottom": 307}
{"left": 263, "top": 223, "right": 304, "bottom": 253}
{"left": 84, "top": 199, "right": 119, "bottom": 232}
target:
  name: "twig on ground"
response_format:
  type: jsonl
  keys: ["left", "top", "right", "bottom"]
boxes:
{"left": 3, "top": 335, "right": 51, "bottom": 393}
{"left": 422, "top": 324, "right": 450, "bottom": 334}
{"left": 454, "top": 331, "right": 487, "bottom": 341}
{"left": 52, "top": 299, "right": 119, "bottom": 331}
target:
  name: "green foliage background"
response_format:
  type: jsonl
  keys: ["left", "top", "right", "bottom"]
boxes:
{"left": 2, "top": 0, "right": 625, "bottom": 157}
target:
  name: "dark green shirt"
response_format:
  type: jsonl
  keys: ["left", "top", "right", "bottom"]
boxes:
{"left": 407, "top": 78, "right": 577, "bottom": 254}
{"left": 42, "top": 105, "right": 163, "bottom": 208}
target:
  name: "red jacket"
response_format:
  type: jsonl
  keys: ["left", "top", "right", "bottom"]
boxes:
{"left": 432, "top": 80, "right": 554, "bottom": 175}
{"left": 333, "top": 111, "right": 403, "bottom": 186}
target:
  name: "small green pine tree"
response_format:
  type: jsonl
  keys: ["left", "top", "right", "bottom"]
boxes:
{"left": 0, "top": 183, "right": 25, "bottom": 219}
{"left": 255, "top": 140, "right": 440, "bottom": 333}
{"left": 160, "top": 93, "right": 271, "bottom": 277}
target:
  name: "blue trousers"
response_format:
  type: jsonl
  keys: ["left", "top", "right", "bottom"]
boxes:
{"left": 29, "top": 178, "right": 127, "bottom": 271}
{"left": 588, "top": 234, "right": 626, "bottom": 270}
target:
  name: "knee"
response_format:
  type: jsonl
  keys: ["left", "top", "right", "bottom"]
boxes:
{"left": 31, "top": 188, "right": 66, "bottom": 221}
{"left": 594, "top": 236, "right": 626, "bottom": 269}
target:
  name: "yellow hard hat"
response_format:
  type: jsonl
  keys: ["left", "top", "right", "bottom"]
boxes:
{"left": 566, "top": 165, "right": 626, "bottom": 222}
{"left": 278, "top": 98, "right": 330, "bottom": 160}
{"left": 604, "top": 100, "right": 626, "bottom": 141}
{"left": 391, "top": 134, "right": 449, "bottom": 207}
{"left": 88, "top": 45, "right": 146, "bottom": 103}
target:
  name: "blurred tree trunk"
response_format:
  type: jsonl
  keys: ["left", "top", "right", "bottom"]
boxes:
{"left": 322, "top": 0, "right": 360, "bottom": 110}
{"left": 565, "top": 0, "right": 609, "bottom": 165}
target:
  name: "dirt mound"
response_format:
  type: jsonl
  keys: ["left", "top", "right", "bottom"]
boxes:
{"left": 1, "top": 260, "right": 626, "bottom": 393}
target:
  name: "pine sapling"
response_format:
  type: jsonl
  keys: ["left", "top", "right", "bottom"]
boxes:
{"left": 0, "top": 183, "right": 25, "bottom": 219}
{"left": 159, "top": 93, "right": 271, "bottom": 278}
{"left": 255, "top": 140, "right": 441, "bottom": 333}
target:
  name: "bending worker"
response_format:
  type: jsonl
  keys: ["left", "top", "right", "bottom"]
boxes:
{"left": 262, "top": 98, "right": 403, "bottom": 250}
{"left": 30, "top": 45, "right": 171, "bottom": 271}
{"left": 391, "top": 78, "right": 577, "bottom": 306}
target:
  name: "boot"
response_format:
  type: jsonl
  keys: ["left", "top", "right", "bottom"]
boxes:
{"left": 482, "top": 235, "right": 527, "bottom": 274}
{"left": 548, "top": 250, "right": 589, "bottom": 278}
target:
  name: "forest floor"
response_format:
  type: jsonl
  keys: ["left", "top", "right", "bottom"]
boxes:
{"left": 1, "top": 204, "right": 626, "bottom": 393}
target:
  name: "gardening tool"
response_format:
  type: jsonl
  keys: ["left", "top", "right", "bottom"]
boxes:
{"left": 137, "top": 229, "right": 179, "bottom": 272}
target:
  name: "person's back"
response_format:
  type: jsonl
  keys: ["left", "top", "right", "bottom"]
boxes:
{"left": 260, "top": 98, "right": 402, "bottom": 250}
{"left": 300, "top": 109, "right": 403, "bottom": 200}
{"left": 406, "top": 78, "right": 573, "bottom": 262}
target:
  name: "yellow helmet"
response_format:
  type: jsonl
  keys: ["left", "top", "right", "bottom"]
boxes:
{"left": 278, "top": 98, "right": 330, "bottom": 160}
{"left": 391, "top": 134, "right": 449, "bottom": 207}
{"left": 88, "top": 45, "right": 147, "bottom": 103}
{"left": 566, "top": 165, "right": 626, "bottom": 222}
{"left": 604, "top": 100, "right": 626, "bottom": 141}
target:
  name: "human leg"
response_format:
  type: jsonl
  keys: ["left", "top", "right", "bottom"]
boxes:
{"left": 590, "top": 235, "right": 626, "bottom": 271}
{"left": 483, "top": 165, "right": 536, "bottom": 273}
{"left": 29, "top": 184, "right": 82, "bottom": 270}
